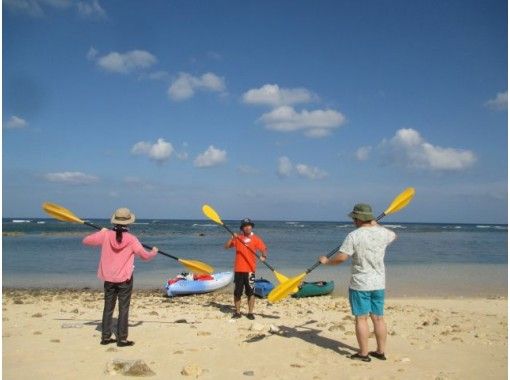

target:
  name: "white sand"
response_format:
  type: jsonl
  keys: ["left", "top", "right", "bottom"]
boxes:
{"left": 2, "top": 289, "right": 507, "bottom": 379}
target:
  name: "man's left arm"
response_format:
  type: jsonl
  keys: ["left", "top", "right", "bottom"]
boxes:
{"left": 258, "top": 237, "right": 268, "bottom": 261}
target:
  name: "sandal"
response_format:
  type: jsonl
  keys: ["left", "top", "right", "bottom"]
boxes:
{"left": 100, "top": 338, "right": 116, "bottom": 345}
{"left": 246, "top": 313, "right": 255, "bottom": 320}
{"left": 232, "top": 312, "right": 242, "bottom": 319}
{"left": 369, "top": 351, "right": 387, "bottom": 360}
{"left": 350, "top": 353, "right": 371, "bottom": 362}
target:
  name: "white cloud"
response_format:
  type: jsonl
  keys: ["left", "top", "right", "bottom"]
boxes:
{"left": 173, "top": 143, "right": 189, "bottom": 160}
{"left": 5, "top": 115, "right": 28, "bottom": 129}
{"left": 194, "top": 145, "right": 227, "bottom": 168}
{"left": 41, "top": 0, "right": 70, "bottom": 8}
{"left": 76, "top": 0, "right": 106, "bottom": 19}
{"left": 168, "top": 72, "right": 226, "bottom": 101}
{"left": 123, "top": 177, "right": 155, "bottom": 191}
{"left": 259, "top": 106, "right": 345, "bottom": 138}
{"left": 295, "top": 164, "right": 328, "bottom": 180}
{"left": 44, "top": 171, "right": 99, "bottom": 185}
{"left": 168, "top": 74, "right": 194, "bottom": 100}
{"left": 5, "top": 0, "right": 106, "bottom": 18}
{"left": 277, "top": 156, "right": 293, "bottom": 178}
{"left": 141, "top": 70, "right": 170, "bottom": 81}
{"left": 206, "top": 51, "right": 222, "bottom": 61}
{"left": 237, "top": 165, "right": 260, "bottom": 175}
{"left": 176, "top": 151, "right": 189, "bottom": 160}
{"left": 95, "top": 50, "right": 157, "bottom": 74}
{"left": 277, "top": 156, "right": 327, "bottom": 180}
{"left": 242, "top": 84, "right": 316, "bottom": 107}
{"left": 380, "top": 128, "right": 476, "bottom": 171}
{"left": 485, "top": 91, "right": 508, "bottom": 110}
{"left": 86, "top": 46, "right": 98, "bottom": 61}
{"left": 131, "top": 138, "right": 173, "bottom": 162}
{"left": 4, "top": 0, "right": 45, "bottom": 16}
{"left": 355, "top": 146, "right": 372, "bottom": 161}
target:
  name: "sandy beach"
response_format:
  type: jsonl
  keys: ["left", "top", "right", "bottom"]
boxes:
{"left": 2, "top": 288, "right": 507, "bottom": 379}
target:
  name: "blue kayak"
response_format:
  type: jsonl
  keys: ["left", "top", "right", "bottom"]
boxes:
{"left": 164, "top": 272, "right": 233, "bottom": 297}
{"left": 253, "top": 278, "right": 274, "bottom": 298}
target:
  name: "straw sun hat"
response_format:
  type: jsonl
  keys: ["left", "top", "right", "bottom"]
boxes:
{"left": 111, "top": 208, "right": 136, "bottom": 225}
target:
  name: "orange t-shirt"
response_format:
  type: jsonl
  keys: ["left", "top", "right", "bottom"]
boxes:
{"left": 228, "top": 233, "right": 267, "bottom": 273}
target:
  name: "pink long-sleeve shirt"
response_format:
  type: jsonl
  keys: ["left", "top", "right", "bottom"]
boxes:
{"left": 83, "top": 229, "right": 157, "bottom": 283}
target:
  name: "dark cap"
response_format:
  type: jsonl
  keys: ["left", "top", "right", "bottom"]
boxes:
{"left": 240, "top": 218, "right": 255, "bottom": 229}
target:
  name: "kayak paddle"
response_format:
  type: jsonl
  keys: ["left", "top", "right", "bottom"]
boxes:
{"left": 42, "top": 202, "right": 214, "bottom": 275}
{"left": 202, "top": 204, "right": 292, "bottom": 285}
{"left": 267, "top": 187, "right": 416, "bottom": 303}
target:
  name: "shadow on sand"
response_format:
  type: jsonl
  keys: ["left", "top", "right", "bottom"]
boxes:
{"left": 55, "top": 317, "right": 190, "bottom": 333}
{"left": 242, "top": 319, "right": 357, "bottom": 357}
{"left": 206, "top": 301, "right": 280, "bottom": 319}
{"left": 276, "top": 322, "right": 357, "bottom": 356}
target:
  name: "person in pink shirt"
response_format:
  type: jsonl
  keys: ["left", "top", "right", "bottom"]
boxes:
{"left": 83, "top": 207, "right": 158, "bottom": 347}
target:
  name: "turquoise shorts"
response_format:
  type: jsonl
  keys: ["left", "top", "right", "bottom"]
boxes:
{"left": 348, "top": 288, "right": 385, "bottom": 316}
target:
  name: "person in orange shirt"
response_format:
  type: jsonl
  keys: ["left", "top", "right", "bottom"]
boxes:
{"left": 225, "top": 218, "right": 267, "bottom": 320}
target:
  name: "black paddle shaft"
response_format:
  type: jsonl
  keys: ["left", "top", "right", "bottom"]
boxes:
{"left": 306, "top": 212, "right": 386, "bottom": 273}
{"left": 83, "top": 221, "right": 179, "bottom": 261}
{"left": 221, "top": 223, "right": 277, "bottom": 272}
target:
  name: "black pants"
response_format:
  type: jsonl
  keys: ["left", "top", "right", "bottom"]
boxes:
{"left": 102, "top": 277, "right": 133, "bottom": 341}
{"left": 234, "top": 272, "right": 255, "bottom": 299}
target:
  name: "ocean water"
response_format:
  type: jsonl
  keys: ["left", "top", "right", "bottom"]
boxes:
{"left": 2, "top": 219, "right": 508, "bottom": 296}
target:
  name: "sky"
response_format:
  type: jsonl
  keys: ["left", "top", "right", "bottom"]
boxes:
{"left": 2, "top": 0, "right": 508, "bottom": 223}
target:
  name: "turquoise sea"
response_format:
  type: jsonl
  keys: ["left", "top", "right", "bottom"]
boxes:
{"left": 2, "top": 218, "right": 507, "bottom": 297}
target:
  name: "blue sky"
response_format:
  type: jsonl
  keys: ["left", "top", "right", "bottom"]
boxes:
{"left": 3, "top": 0, "right": 508, "bottom": 223}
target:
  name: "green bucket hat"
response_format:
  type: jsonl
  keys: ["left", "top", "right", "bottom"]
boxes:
{"left": 348, "top": 203, "right": 374, "bottom": 222}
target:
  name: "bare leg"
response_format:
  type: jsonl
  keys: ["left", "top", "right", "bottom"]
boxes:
{"left": 234, "top": 296, "right": 241, "bottom": 313}
{"left": 370, "top": 314, "right": 387, "bottom": 354}
{"left": 354, "top": 315, "right": 370, "bottom": 356}
{"left": 247, "top": 295, "right": 255, "bottom": 314}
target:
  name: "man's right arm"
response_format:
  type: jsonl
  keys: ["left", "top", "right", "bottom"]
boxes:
{"left": 319, "top": 252, "right": 350, "bottom": 265}
{"left": 224, "top": 235, "right": 236, "bottom": 249}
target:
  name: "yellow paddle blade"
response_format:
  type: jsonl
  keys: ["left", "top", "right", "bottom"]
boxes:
{"left": 202, "top": 204, "right": 223, "bottom": 225}
{"left": 268, "top": 272, "right": 307, "bottom": 303}
{"left": 178, "top": 259, "right": 214, "bottom": 275}
{"left": 273, "top": 270, "right": 289, "bottom": 284}
{"left": 42, "top": 202, "right": 85, "bottom": 224}
{"left": 273, "top": 271, "right": 299, "bottom": 292}
{"left": 383, "top": 187, "right": 415, "bottom": 216}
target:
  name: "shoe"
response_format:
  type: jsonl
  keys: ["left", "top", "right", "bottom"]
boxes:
{"left": 100, "top": 338, "right": 116, "bottom": 345}
{"left": 350, "top": 353, "right": 371, "bottom": 362}
{"left": 232, "top": 312, "right": 242, "bottom": 319}
{"left": 246, "top": 313, "right": 255, "bottom": 320}
{"left": 117, "top": 340, "right": 135, "bottom": 347}
{"left": 369, "top": 351, "right": 387, "bottom": 360}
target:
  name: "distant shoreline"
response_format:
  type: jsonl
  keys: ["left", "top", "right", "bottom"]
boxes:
{"left": 3, "top": 263, "right": 507, "bottom": 297}
{"left": 2, "top": 287, "right": 506, "bottom": 300}
{"left": 2, "top": 218, "right": 508, "bottom": 226}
